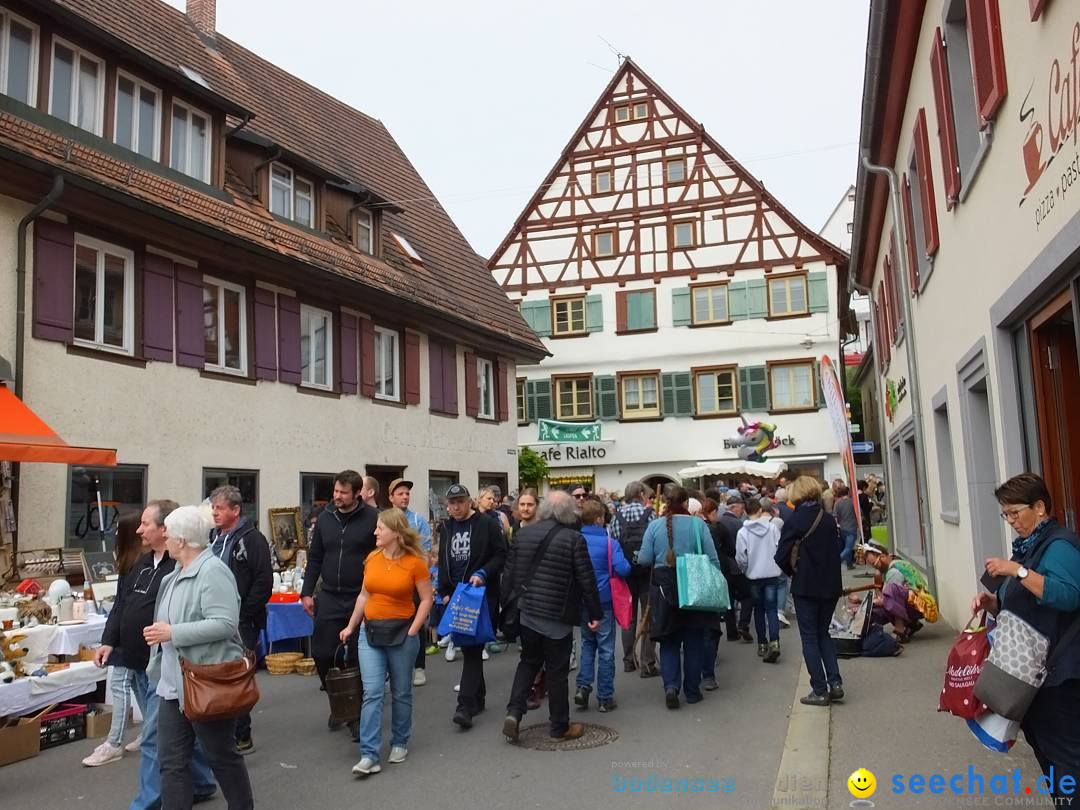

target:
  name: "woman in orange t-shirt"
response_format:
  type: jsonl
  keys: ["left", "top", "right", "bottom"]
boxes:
{"left": 340, "top": 508, "right": 434, "bottom": 777}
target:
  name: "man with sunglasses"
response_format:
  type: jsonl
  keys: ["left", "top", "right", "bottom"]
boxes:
{"left": 95, "top": 499, "right": 218, "bottom": 808}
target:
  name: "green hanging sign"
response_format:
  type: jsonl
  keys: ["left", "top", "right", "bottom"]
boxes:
{"left": 538, "top": 419, "right": 602, "bottom": 443}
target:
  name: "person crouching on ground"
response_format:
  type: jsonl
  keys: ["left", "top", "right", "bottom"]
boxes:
{"left": 574, "top": 498, "right": 631, "bottom": 713}
{"left": 503, "top": 491, "right": 603, "bottom": 742}
{"left": 735, "top": 498, "right": 784, "bottom": 663}
{"left": 338, "top": 508, "right": 433, "bottom": 777}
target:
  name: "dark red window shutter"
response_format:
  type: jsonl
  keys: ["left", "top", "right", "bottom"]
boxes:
{"left": 872, "top": 302, "right": 882, "bottom": 368}
{"left": 966, "top": 0, "right": 1008, "bottom": 126}
{"left": 142, "top": 253, "right": 174, "bottom": 361}
{"left": 464, "top": 351, "right": 478, "bottom": 417}
{"left": 878, "top": 281, "right": 892, "bottom": 363}
{"left": 901, "top": 176, "right": 921, "bottom": 296}
{"left": 615, "top": 291, "right": 628, "bottom": 332}
{"left": 253, "top": 288, "right": 277, "bottom": 380}
{"left": 359, "top": 317, "right": 376, "bottom": 398}
{"left": 443, "top": 343, "right": 458, "bottom": 415}
{"left": 339, "top": 311, "right": 358, "bottom": 394}
{"left": 277, "top": 295, "right": 301, "bottom": 384}
{"left": 913, "top": 109, "right": 940, "bottom": 257}
{"left": 428, "top": 340, "right": 445, "bottom": 412}
{"left": 930, "top": 30, "right": 960, "bottom": 209}
{"left": 32, "top": 218, "right": 74, "bottom": 343}
{"left": 175, "top": 266, "right": 204, "bottom": 368}
{"left": 1030, "top": 0, "right": 1047, "bottom": 21}
{"left": 495, "top": 359, "right": 509, "bottom": 422}
{"left": 404, "top": 331, "right": 421, "bottom": 405}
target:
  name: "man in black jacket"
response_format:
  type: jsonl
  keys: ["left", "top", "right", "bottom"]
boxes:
{"left": 502, "top": 491, "right": 602, "bottom": 742}
{"left": 438, "top": 483, "right": 507, "bottom": 730}
{"left": 301, "top": 470, "right": 378, "bottom": 726}
{"left": 208, "top": 485, "right": 274, "bottom": 754}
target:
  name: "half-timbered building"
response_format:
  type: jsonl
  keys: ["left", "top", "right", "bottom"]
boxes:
{"left": 0, "top": 0, "right": 545, "bottom": 554}
{"left": 490, "top": 59, "right": 849, "bottom": 492}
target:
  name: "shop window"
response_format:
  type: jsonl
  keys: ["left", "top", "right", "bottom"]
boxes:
{"left": 202, "top": 468, "right": 259, "bottom": 528}
{"left": 300, "top": 472, "right": 334, "bottom": 529}
{"left": 620, "top": 373, "right": 660, "bottom": 419}
{"left": 66, "top": 464, "right": 147, "bottom": 552}
{"left": 203, "top": 276, "right": 247, "bottom": 374}
{"left": 73, "top": 235, "right": 134, "bottom": 355}
{"left": 556, "top": 376, "right": 593, "bottom": 420}
{"left": 695, "top": 367, "right": 738, "bottom": 416}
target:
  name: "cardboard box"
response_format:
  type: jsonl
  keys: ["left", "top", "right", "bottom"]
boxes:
{"left": 85, "top": 704, "right": 132, "bottom": 739}
{"left": 0, "top": 716, "right": 42, "bottom": 766}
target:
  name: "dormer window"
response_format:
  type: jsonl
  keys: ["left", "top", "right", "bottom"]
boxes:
{"left": 170, "top": 100, "right": 210, "bottom": 183}
{"left": 0, "top": 8, "right": 37, "bottom": 105}
{"left": 355, "top": 208, "right": 374, "bottom": 254}
{"left": 50, "top": 38, "right": 104, "bottom": 136}
{"left": 270, "top": 163, "right": 314, "bottom": 227}
{"left": 114, "top": 72, "right": 160, "bottom": 160}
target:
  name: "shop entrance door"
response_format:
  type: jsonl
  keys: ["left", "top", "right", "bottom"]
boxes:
{"left": 1030, "top": 291, "right": 1080, "bottom": 528}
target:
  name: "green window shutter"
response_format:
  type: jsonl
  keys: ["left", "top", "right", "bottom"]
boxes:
{"left": 808, "top": 271, "right": 829, "bottom": 312}
{"left": 627, "top": 291, "right": 655, "bottom": 331}
{"left": 662, "top": 372, "right": 694, "bottom": 417}
{"left": 594, "top": 375, "right": 618, "bottom": 420}
{"left": 527, "top": 379, "right": 552, "bottom": 421}
{"left": 739, "top": 365, "right": 769, "bottom": 412}
{"left": 728, "top": 281, "right": 748, "bottom": 320}
{"left": 521, "top": 301, "right": 551, "bottom": 337}
{"left": 672, "top": 288, "right": 691, "bottom": 326}
{"left": 747, "top": 278, "right": 767, "bottom": 319}
{"left": 585, "top": 295, "right": 603, "bottom": 333}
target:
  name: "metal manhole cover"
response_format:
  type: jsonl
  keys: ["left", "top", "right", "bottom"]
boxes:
{"left": 514, "top": 722, "right": 619, "bottom": 751}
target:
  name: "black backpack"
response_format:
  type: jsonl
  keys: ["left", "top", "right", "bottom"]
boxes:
{"left": 614, "top": 507, "right": 653, "bottom": 564}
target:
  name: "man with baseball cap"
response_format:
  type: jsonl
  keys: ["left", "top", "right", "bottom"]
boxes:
{"left": 437, "top": 483, "right": 507, "bottom": 730}
{"left": 389, "top": 477, "right": 433, "bottom": 686}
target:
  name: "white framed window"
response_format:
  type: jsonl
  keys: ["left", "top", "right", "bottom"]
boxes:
{"left": 477, "top": 357, "right": 495, "bottom": 419}
{"left": 170, "top": 100, "right": 211, "bottom": 183}
{"left": 299, "top": 304, "right": 332, "bottom": 389}
{"left": 691, "top": 283, "right": 729, "bottom": 325}
{"left": 374, "top": 325, "right": 400, "bottom": 401}
{"left": 768, "top": 274, "right": 809, "bottom": 317}
{"left": 593, "top": 230, "right": 615, "bottom": 258}
{"left": 516, "top": 378, "right": 527, "bottom": 424}
{"left": 0, "top": 8, "right": 37, "bottom": 105}
{"left": 695, "top": 368, "right": 738, "bottom": 416}
{"left": 665, "top": 158, "right": 686, "bottom": 184}
{"left": 621, "top": 374, "right": 660, "bottom": 419}
{"left": 769, "top": 361, "right": 815, "bottom": 411}
{"left": 269, "top": 163, "right": 314, "bottom": 227}
{"left": 552, "top": 296, "right": 586, "bottom": 336}
{"left": 355, "top": 208, "right": 373, "bottom": 254}
{"left": 202, "top": 276, "right": 247, "bottom": 374}
{"left": 672, "top": 221, "right": 695, "bottom": 249}
{"left": 555, "top": 376, "right": 593, "bottom": 420}
{"left": 614, "top": 105, "right": 630, "bottom": 123}
{"left": 50, "top": 37, "right": 104, "bottom": 135}
{"left": 73, "top": 235, "right": 134, "bottom": 354}
{"left": 114, "top": 71, "right": 160, "bottom": 160}
{"left": 633, "top": 102, "right": 649, "bottom": 120}
{"left": 593, "top": 169, "right": 613, "bottom": 195}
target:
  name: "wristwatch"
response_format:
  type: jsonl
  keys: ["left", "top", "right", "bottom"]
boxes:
{"left": 1017, "top": 566, "right": 1030, "bottom": 580}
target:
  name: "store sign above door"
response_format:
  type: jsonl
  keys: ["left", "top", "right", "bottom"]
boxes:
{"left": 538, "top": 419, "right": 601, "bottom": 442}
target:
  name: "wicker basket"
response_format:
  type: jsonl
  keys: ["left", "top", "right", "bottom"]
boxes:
{"left": 265, "top": 651, "right": 303, "bottom": 675}
{"left": 295, "top": 657, "right": 317, "bottom": 676}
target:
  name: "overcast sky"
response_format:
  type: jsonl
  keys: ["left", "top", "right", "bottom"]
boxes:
{"left": 166, "top": 1, "right": 869, "bottom": 258}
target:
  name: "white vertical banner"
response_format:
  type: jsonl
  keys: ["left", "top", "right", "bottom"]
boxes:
{"left": 820, "top": 355, "right": 862, "bottom": 539}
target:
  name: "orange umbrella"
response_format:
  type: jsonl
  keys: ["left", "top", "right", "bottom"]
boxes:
{"left": 0, "top": 384, "right": 116, "bottom": 465}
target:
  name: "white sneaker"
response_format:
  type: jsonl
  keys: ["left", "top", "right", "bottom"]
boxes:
{"left": 388, "top": 746, "right": 408, "bottom": 764}
{"left": 569, "top": 648, "right": 577, "bottom": 671}
{"left": 445, "top": 641, "right": 457, "bottom": 662}
{"left": 437, "top": 635, "right": 451, "bottom": 648}
{"left": 351, "top": 757, "right": 381, "bottom": 776}
{"left": 124, "top": 735, "right": 142, "bottom": 753}
{"left": 778, "top": 613, "right": 791, "bottom": 628}
{"left": 482, "top": 648, "right": 490, "bottom": 661}
{"left": 82, "top": 741, "right": 123, "bottom": 767}
{"left": 453, "top": 682, "right": 460, "bottom": 692}
{"left": 412, "top": 668, "right": 427, "bottom": 686}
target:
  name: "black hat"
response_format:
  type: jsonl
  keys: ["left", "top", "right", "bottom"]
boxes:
{"left": 445, "top": 483, "right": 471, "bottom": 500}
{"left": 725, "top": 493, "right": 745, "bottom": 506}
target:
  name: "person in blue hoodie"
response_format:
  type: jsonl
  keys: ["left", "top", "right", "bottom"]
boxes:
{"left": 574, "top": 498, "right": 631, "bottom": 712}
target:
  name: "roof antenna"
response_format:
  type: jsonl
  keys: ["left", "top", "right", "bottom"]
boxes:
{"left": 598, "top": 35, "right": 627, "bottom": 68}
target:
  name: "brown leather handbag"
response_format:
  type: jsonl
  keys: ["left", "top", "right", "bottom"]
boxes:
{"left": 180, "top": 650, "right": 260, "bottom": 723}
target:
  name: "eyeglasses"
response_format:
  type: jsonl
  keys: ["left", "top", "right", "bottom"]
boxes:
{"left": 130, "top": 565, "right": 160, "bottom": 595}
{"left": 572, "top": 493, "right": 587, "bottom": 500}
{"left": 1000, "top": 505, "right": 1031, "bottom": 522}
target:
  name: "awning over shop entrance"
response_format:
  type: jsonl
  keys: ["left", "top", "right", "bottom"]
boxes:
{"left": 0, "top": 385, "right": 116, "bottom": 465}
{"left": 678, "top": 459, "right": 788, "bottom": 478}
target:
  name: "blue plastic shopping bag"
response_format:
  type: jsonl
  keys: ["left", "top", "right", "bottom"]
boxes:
{"left": 437, "top": 583, "right": 495, "bottom": 645}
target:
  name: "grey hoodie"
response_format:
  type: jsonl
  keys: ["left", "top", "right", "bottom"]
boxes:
{"left": 735, "top": 517, "right": 783, "bottom": 580}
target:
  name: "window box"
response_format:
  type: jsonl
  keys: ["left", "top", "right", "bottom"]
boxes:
{"left": 203, "top": 276, "right": 247, "bottom": 375}
{"left": 0, "top": 8, "right": 37, "bottom": 106}
{"left": 72, "top": 235, "right": 134, "bottom": 355}
{"left": 299, "top": 304, "right": 332, "bottom": 389}
{"left": 50, "top": 38, "right": 104, "bottom": 136}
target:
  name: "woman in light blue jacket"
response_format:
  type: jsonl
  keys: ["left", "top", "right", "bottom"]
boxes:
{"left": 145, "top": 505, "right": 253, "bottom": 810}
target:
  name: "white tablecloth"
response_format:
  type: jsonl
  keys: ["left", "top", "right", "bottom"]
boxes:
{"left": 17, "top": 614, "right": 107, "bottom": 664}
{"left": 0, "top": 662, "right": 107, "bottom": 717}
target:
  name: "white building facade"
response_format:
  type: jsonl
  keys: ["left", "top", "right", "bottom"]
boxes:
{"left": 490, "top": 60, "right": 849, "bottom": 493}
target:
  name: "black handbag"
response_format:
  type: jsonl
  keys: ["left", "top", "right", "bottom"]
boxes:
{"left": 364, "top": 618, "right": 412, "bottom": 647}
{"left": 775, "top": 508, "right": 823, "bottom": 576}
{"left": 501, "top": 523, "right": 561, "bottom": 637}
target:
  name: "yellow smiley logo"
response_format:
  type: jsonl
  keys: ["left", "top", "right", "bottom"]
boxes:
{"left": 848, "top": 768, "right": 877, "bottom": 798}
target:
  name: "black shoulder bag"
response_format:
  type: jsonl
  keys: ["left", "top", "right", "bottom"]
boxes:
{"left": 775, "top": 508, "right": 824, "bottom": 576}
{"left": 500, "top": 524, "right": 561, "bottom": 638}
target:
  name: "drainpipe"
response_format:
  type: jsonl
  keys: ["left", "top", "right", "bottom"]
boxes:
{"left": 861, "top": 154, "right": 937, "bottom": 595}
{"left": 12, "top": 173, "right": 65, "bottom": 574}
{"left": 224, "top": 112, "right": 253, "bottom": 139}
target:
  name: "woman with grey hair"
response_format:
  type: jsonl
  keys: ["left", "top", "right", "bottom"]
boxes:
{"left": 144, "top": 505, "right": 254, "bottom": 809}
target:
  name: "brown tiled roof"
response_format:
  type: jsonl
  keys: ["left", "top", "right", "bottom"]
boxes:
{"left": 36, "top": 0, "right": 544, "bottom": 357}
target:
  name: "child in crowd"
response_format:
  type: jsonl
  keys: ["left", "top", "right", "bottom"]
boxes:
{"left": 426, "top": 545, "right": 442, "bottom": 655}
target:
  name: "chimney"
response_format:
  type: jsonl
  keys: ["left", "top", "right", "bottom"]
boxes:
{"left": 187, "top": 0, "right": 216, "bottom": 37}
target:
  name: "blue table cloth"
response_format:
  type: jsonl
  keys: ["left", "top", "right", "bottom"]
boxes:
{"left": 258, "top": 601, "right": 314, "bottom": 660}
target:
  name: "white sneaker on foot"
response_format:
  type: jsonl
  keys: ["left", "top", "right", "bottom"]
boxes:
{"left": 388, "top": 746, "right": 408, "bottom": 764}
{"left": 124, "top": 735, "right": 142, "bottom": 753}
{"left": 82, "top": 742, "right": 123, "bottom": 767}
{"left": 412, "top": 668, "right": 426, "bottom": 686}
{"left": 778, "top": 613, "right": 791, "bottom": 628}
{"left": 445, "top": 641, "right": 457, "bottom": 662}
{"left": 437, "top": 635, "right": 451, "bottom": 648}
{"left": 482, "top": 648, "right": 490, "bottom": 661}
{"left": 351, "top": 757, "right": 381, "bottom": 776}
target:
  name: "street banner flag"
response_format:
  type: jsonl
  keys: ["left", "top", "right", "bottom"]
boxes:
{"left": 538, "top": 419, "right": 601, "bottom": 443}
{"left": 819, "top": 355, "right": 863, "bottom": 539}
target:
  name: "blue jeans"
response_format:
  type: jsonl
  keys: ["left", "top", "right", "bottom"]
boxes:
{"left": 576, "top": 607, "right": 616, "bottom": 699}
{"left": 776, "top": 576, "right": 791, "bottom": 617}
{"left": 658, "top": 626, "right": 704, "bottom": 700}
{"left": 129, "top": 669, "right": 216, "bottom": 810}
{"left": 751, "top": 577, "right": 781, "bottom": 644}
{"left": 793, "top": 596, "right": 842, "bottom": 696}
{"left": 106, "top": 665, "right": 134, "bottom": 746}
{"left": 840, "top": 531, "right": 857, "bottom": 566}
{"left": 357, "top": 629, "right": 420, "bottom": 762}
